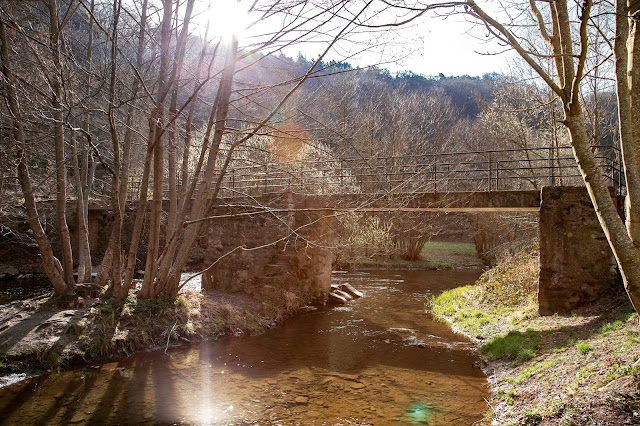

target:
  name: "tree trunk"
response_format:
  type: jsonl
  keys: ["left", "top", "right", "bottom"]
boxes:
{"left": 106, "top": 0, "right": 128, "bottom": 297}
{"left": 48, "top": 0, "right": 75, "bottom": 286}
{"left": 614, "top": 0, "right": 640, "bottom": 244}
{"left": 0, "top": 18, "right": 70, "bottom": 296}
{"left": 88, "top": 0, "right": 149, "bottom": 297}
{"left": 565, "top": 107, "right": 640, "bottom": 314}
{"left": 70, "top": 121, "right": 92, "bottom": 283}
{"left": 122, "top": 147, "right": 152, "bottom": 294}
{"left": 77, "top": 0, "right": 96, "bottom": 284}
{"left": 140, "top": 0, "right": 173, "bottom": 298}
{"left": 154, "top": 36, "right": 239, "bottom": 298}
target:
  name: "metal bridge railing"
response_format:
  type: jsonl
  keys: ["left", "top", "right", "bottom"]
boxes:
{"left": 214, "top": 145, "right": 625, "bottom": 197}
{"left": 112, "top": 144, "right": 625, "bottom": 200}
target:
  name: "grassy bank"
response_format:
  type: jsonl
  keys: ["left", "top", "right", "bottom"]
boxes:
{"left": 336, "top": 241, "right": 484, "bottom": 270}
{"left": 0, "top": 286, "right": 307, "bottom": 377}
{"left": 429, "top": 250, "right": 640, "bottom": 425}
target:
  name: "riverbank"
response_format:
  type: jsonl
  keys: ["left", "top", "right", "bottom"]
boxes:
{"left": 0, "top": 286, "right": 310, "bottom": 384}
{"left": 335, "top": 241, "right": 485, "bottom": 270}
{"left": 429, "top": 250, "right": 640, "bottom": 425}
{"left": 0, "top": 240, "right": 482, "bottom": 386}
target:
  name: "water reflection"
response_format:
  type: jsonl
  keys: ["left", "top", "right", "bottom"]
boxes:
{"left": 0, "top": 278, "right": 51, "bottom": 305}
{"left": 0, "top": 269, "right": 487, "bottom": 425}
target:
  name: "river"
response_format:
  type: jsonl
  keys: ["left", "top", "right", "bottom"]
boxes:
{"left": 0, "top": 269, "right": 488, "bottom": 425}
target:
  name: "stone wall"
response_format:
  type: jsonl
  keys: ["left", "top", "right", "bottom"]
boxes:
{"left": 0, "top": 197, "right": 335, "bottom": 304}
{"left": 0, "top": 201, "right": 122, "bottom": 277}
{"left": 538, "top": 186, "right": 621, "bottom": 315}
{"left": 198, "top": 207, "right": 288, "bottom": 292}
{"left": 0, "top": 202, "right": 58, "bottom": 277}
{"left": 199, "top": 200, "right": 334, "bottom": 303}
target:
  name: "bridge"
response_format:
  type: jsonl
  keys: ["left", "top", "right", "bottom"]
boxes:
{"left": 117, "top": 144, "right": 624, "bottom": 211}
{"left": 89, "top": 145, "right": 624, "bottom": 315}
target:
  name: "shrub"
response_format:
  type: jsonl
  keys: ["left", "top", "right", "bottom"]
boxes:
{"left": 477, "top": 249, "right": 539, "bottom": 308}
{"left": 334, "top": 212, "right": 394, "bottom": 260}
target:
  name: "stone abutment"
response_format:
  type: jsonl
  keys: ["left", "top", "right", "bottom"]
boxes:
{"left": 198, "top": 197, "right": 334, "bottom": 304}
{"left": 538, "top": 186, "right": 622, "bottom": 315}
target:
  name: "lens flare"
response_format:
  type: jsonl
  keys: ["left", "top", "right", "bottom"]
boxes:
{"left": 405, "top": 403, "right": 435, "bottom": 423}
{"left": 269, "top": 121, "right": 311, "bottom": 163}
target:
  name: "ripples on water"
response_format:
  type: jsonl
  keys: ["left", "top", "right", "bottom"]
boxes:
{"left": 0, "top": 269, "right": 488, "bottom": 425}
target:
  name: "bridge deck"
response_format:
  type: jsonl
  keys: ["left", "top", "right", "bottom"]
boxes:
{"left": 293, "top": 190, "right": 541, "bottom": 212}
{"left": 112, "top": 145, "right": 622, "bottom": 208}
{"left": 87, "top": 190, "right": 542, "bottom": 213}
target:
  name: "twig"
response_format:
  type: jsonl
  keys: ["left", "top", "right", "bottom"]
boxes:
{"left": 165, "top": 321, "right": 177, "bottom": 354}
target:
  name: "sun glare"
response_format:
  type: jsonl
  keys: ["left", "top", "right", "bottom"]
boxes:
{"left": 206, "top": 0, "right": 251, "bottom": 40}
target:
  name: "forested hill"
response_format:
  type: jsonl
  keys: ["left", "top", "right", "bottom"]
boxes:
{"left": 229, "top": 53, "right": 509, "bottom": 159}
{"left": 286, "top": 55, "right": 498, "bottom": 118}
{"left": 391, "top": 71, "right": 498, "bottom": 117}
{"left": 236, "top": 52, "right": 616, "bottom": 162}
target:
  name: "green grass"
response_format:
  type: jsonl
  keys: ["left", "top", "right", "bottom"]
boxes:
{"left": 514, "top": 356, "right": 565, "bottom": 384}
{"left": 346, "top": 257, "right": 454, "bottom": 269}
{"left": 576, "top": 342, "right": 593, "bottom": 355}
{"left": 429, "top": 285, "right": 475, "bottom": 318}
{"left": 428, "top": 285, "right": 505, "bottom": 337}
{"left": 428, "top": 249, "right": 538, "bottom": 340}
{"left": 42, "top": 347, "right": 63, "bottom": 370}
{"left": 116, "top": 293, "right": 173, "bottom": 315}
{"left": 422, "top": 241, "right": 477, "bottom": 254}
{"left": 497, "top": 388, "right": 517, "bottom": 405}
{"left": 421, "top": 241, "right": 484, "bottom": 268}
{"left": 481, "top": 329, "right": 541, "bottom": 363}
{"left": 601, "top": 320, "right": 624, "bottom": 334}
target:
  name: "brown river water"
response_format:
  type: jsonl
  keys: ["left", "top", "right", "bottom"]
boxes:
{"left": 0, "top": 269, "right": 488, "bottom": 425}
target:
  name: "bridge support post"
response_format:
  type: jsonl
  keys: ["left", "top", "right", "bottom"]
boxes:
{"left": 538, "top": 186, "right": 621, "bottom": 315}
{"left": 199, "top": 195, "right": 334, "bottom": 303}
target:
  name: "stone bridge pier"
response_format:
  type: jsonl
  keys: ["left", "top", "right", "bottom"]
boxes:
{"left": 538, "top": 187, "right": 621, "bottom": 315}
{"left": 198, "top": 195, "right": 334, "bottom": 305}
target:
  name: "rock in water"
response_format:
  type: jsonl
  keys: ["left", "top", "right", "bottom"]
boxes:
{"left": 339, "top": 283, "right": 363, "bottom": 298}
{"left": 328, "top": 292, "right": 347, "bottom": 305}
{"left": 295, "top": 396, "right": 309, "bottom": 404}
{"left": 335, "top": 289, "right": 353, "bottom": 300}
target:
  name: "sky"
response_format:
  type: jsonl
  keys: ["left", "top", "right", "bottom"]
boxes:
{"left": 396, "top": 16, "right": 515, "bottom": 77}
{"left": 204, "top": 0, "right": 515, "bottom": 78}
{"left": 287, "top": 6, "right": 515, "bottom": 78}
